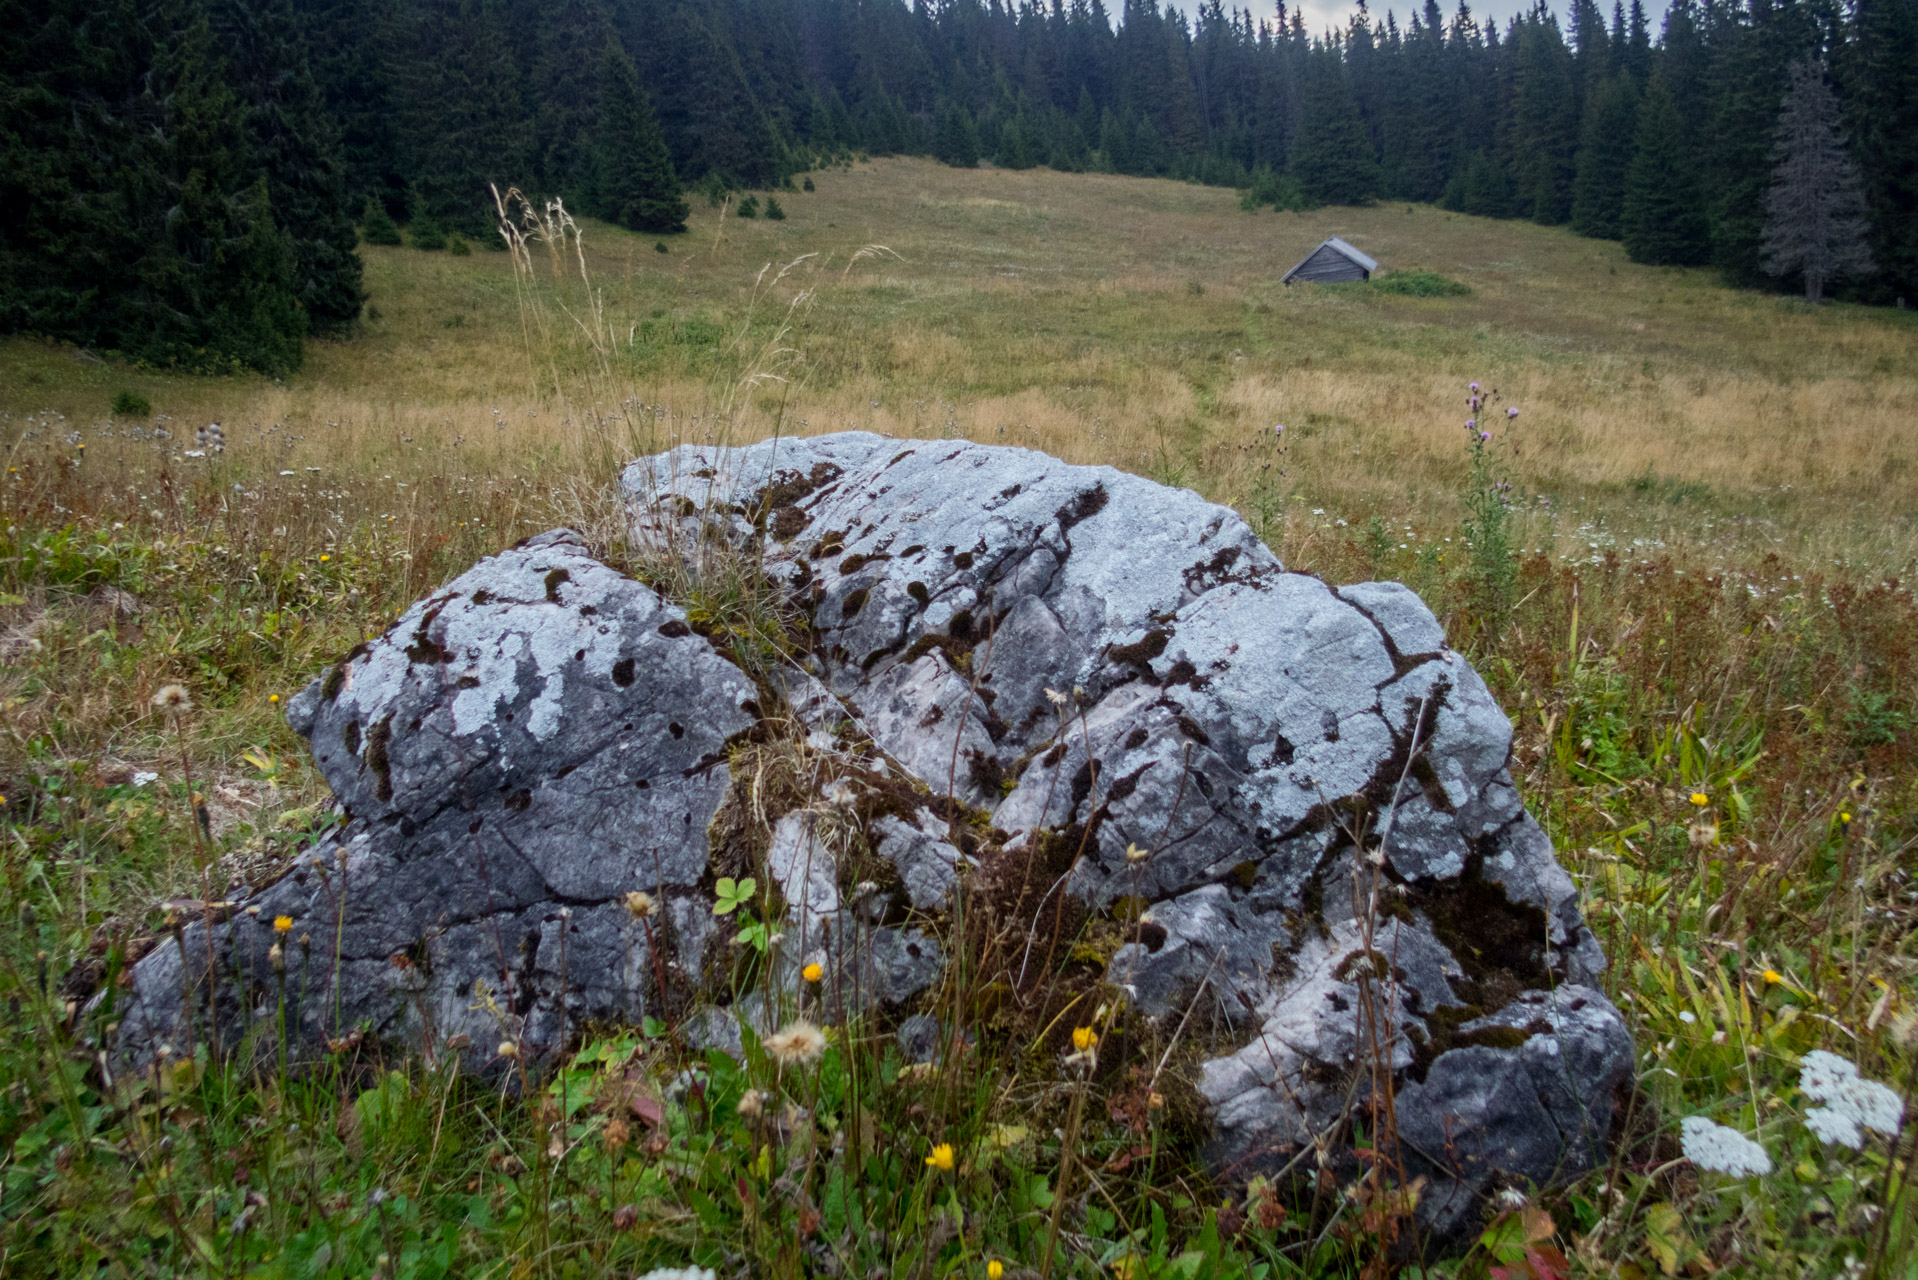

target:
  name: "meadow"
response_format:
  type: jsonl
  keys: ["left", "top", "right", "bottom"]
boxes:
{"left": 1, "top": 157, "right": 1915, "bottom": 1278}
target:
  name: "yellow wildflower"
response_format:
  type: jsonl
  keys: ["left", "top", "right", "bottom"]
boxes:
{"left": 1071, "top": 1026, "right": 1098, "bottom": 1052}
{"left": 273, "top": 915, "right": 293, "bottom": 934}
{"left": 988, "top": 1263, "right": 1005, "bottom": 1280}
{"left": 802, "top": 962, "right": 824, "bottom": 982}
{"left": 925, "top": 1143, "right": 954, "bottom": 1171}
{"left": 319, "top": 554, "right": 331, "bottom": 562}
{"left": 1763, "top": 969, "right": 1783, "bottom": 985}
{"left": 1840, "top": 812, "right": 1853, "bottom": 824}
{"left": 1689, "top": 793, "right": 1709, "bottom": 807}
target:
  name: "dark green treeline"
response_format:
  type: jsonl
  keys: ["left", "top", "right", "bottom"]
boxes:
{"left": 4, "top": 0, "right": 1916, "bottom": 373}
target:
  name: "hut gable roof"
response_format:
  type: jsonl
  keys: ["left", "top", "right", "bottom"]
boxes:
{"left": 1281, "top": 237, "right": 1380, "bottom": 283}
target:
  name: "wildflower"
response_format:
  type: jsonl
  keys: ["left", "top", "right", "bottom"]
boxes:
{"left": 1690, "top": 792, "right": 1709, "bottom": 806}
{"left": 1071, "top": 1026, "right": 1098, "bottom": 1052}
{"left": 763, "top": 1020, "right": 827, "bottom": 1066}
{"left": 1469, "top": 382, "right": 1480, "bottom": 392}
{"left": 925, "top": 1142, "right": 955, "bottom": 1171}
{"left": 1680, "top": 1117, "right": 1772, "bottom": 1177}
{"left": 1840, "top": 811, "right": 1852, "bottom": 825}
{"left": 1124, "top": 843, "right": 1150, "bottom": 865}
{"left": 1507, "top": 406, "right": 1519, "bottom": 419}
{"left": 1045, "top": 688, "right": 1068, "bottom": 706}
{"left": 737, "top": 1089, "right": 769, "bottom": 1118}
{"left": 273, "top": 915, "right": 293, "bottom": 934}
{"left": 989, "top": 1263, "right": 1005, "bottom": 1280}
{"left": 269, "top": 694, "right": 280, "bottom": 704}
{"left": 152, "top": 684, "right": 192, "bottom": 713}
{"left": 1479, "top": 431, "right": 1491, "bottom": 442}
{"left": 1493, "top": 1187, "right": 1530, "bottom": 1212}
{"left": 624, "top": 891, "right": 655, "bottom": 920}
{"left": 1465, "top": 419, "right": 1477, "bottom": 430}
{"left": 131, "top": 771, "right": 158, "bottom": 787}
{"left": 268, "top": 943, "right": 285, "bottom": 973}
{"left": 498, "top": 1041, "right": 520, "bottom": 1060}
{"left": 802, "top": 962, "right": 824, "bottom": 982}
{"left": 1763, "top": 969, "right": 1783, "bottom": 984}
{"left": 320, "top": 554, "right": 330, "bottom": 562}
{"left": 634, "top": 1269, "right": 717, "bottom": 1280}
{"left": 1799, "top": 1050, "right": 1904, "bottom": 1150}
{"left": 1272, "top": 423, "right": 1284, "bottom": 436}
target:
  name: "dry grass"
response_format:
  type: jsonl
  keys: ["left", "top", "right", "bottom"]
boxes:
{"left": 6, "top": 156, "right": 1915, "bottom": 569}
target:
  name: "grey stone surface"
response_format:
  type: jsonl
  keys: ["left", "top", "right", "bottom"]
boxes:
{"left": 103, "top": 434, "right": 1627, "bottom": 1243}
{"left": 624, "top": 433, "right": 1631, "bottom": 1234}
{"left": 107, "top": 531, "right": 756, "bottom": 1071}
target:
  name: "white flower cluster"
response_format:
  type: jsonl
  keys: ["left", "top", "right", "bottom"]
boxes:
{"left": 1680, "top": 1116, "right": 1773, "bottom": 1177}
{"left": 1799, "top": 1050, "right": 1905, "bottom": 1150}
{"left": 635, "top": 1269, "right": 717, "bottom": 1280}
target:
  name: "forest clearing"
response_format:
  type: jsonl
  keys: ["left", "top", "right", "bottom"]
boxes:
{"left": 2, "top": 158, "right": 1916, "bottom": 1278}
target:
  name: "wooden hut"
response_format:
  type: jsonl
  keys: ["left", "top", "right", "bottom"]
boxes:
{"left": 1281, "top": 237, "right": 1378, "bottom": 284}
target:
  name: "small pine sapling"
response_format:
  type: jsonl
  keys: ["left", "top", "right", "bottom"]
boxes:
{"left": 359, "top": 197, "right": 403, "bottom": 246}
{"left": 764, "top": 197, "right": 786, "bottom": 220}
{"left": 736, "top": 195, "right": 760, "bottom": 218}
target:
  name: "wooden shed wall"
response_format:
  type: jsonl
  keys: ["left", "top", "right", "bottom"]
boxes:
{"left": 1287, "top": 246, "right": 1370, "bottom": 283}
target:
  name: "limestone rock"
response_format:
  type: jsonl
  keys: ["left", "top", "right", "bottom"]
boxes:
{"left": 624, "top": 433, "right": 1632, "bottom": 1233}
{"left": 107, "top": 531, "right": 757, "bottom": 1071}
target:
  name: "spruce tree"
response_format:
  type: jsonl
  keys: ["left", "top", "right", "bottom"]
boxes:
{"left": 1760, "top": 60, "right": 1874, "bottom": 301}
{"left": 1570, "top": 73, "right": 1636, "bottom": 239}
{"left": 1291, "top": 46, "right": 1378, "bottom": 206}
{"left": 933, "top": 100, "right": 981, "bottom": 167}
{"left": 1621, "top": 78, "right": 1711, "bottom": 265}
{"left": 208, "top": 0, "right": 363, "bottom": 332}
{"left": 360, "top": 195, "right": 402, "bottom": 244}
{"left": 595, "top": 41, "right": 688, "bottom": 234}
{"left": 1839, "top": 0, "right": 1918, "bottom": 303}
{"left": 388, "top": 0, "right": 530, "bottom": 235}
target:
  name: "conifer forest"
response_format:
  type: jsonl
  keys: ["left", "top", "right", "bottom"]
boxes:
{"left": 3, "top": 0, "right": 1917, "bottom": 374}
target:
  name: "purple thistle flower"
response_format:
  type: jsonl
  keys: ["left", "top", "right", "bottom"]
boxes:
{"left": 1479, "top": 431, "right": 1492, "bottom": 442}
{"left": 1273, "top": 423, "right": 1285, "bottom": 436}
{"left": 1469, "top": 382, "right": 1480, "bottom": 392}
{"left": 1465, "top": 419, "right": 1477, "bottom": 430}
{"left": 1507, "top": 406, "right": 1519, "bottom": 419}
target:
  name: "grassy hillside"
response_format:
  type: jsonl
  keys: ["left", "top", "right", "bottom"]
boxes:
{"left": 1, "top": 159, "right": 1914, "bottom": 1279}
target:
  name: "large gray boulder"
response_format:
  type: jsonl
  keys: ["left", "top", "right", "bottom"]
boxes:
{"left": 107, "top": 531, "right": 758, "bottom": 1068}
{"left": 623, "top": 433, "right": 1632, "bottom": 1234}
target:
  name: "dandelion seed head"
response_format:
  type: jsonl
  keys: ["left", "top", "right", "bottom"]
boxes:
{"left": 152, "top": 684, "right": 192, "bottom": 713}
{"left": 624, "top": 891, "right": 655, "bottom": 920}
{"left": 763, "top": 1020, "right": 826, "bottom": 1066}
{"left": 1680, "top": 1116, "right": 1773, "bottom": 1176}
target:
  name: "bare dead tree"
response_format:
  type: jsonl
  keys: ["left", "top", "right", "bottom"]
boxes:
{"left": 1761, "top": 59, "right": 1875, "bottom": 304}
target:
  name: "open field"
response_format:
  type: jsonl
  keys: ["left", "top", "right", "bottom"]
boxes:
{"left": 2, "top": 159, "right": 1916, "bottom": 1278}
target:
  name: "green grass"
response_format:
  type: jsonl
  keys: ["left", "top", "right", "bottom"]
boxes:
{"left": 1, "top": 158, "right": 1915, "bottom": 1279}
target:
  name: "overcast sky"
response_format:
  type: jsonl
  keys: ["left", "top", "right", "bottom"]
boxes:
{"left": 1172, "top": 0, "right": 1673, "bottom": 39}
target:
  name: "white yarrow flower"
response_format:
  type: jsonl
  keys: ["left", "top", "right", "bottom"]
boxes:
{"left": 1799, "top": 1050, "right": 1904, "bottom": 1149}
{"left": 635, "top": 1269, "right": 717, "bottom": 1280}
{"left": 1679, "top": 1116, "right": 1773, "bottom": 1177}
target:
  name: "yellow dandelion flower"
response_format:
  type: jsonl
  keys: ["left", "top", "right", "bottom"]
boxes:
{"left": 1840, "top": 812, "right": 1853, "bottom": 824}
{"left": 802, "top": 962, "right": 824, "bottom": 982}
{"left": 988, "top": 1263, "right": 1005, "bottom": 1280}
{"left": 273, "top": 915, "right": 293, "bottom": 934}
{"left": 1689, "top": 793, "right": 1709, "bottom": 807}
{"left": 1071, "top": 1026, "right": 1098, "bottom": 1052}
{"left": 269, "top": 693, "right": 280, "bottom": 704}
{"left": 1763, "top": 969, "right": 1783, "bottom": 985}
{"left": 925, "top": 1143, "right": 954, "bottom": 1171}
{"left": 320, "top": 554, "right": 331, "bottom": 562}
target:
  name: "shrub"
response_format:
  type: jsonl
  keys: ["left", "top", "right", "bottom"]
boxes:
{"left": 110, "top": 390, "right": 150, "bottom": 417}
{"left": 410, "top": 217, "right": 448, "bottom": 251}
{"left": 1366, "top": 269, "right": 1471, "bottom": 297}
{"left": 655, "top": 241, "right": 669, "bottom": 253}
{"left": 802, "top": 175, "right": 815, "bottom": 192}
{"left": 736, "top": 195, "right": 760, "bottom": 218}
{"left": 764, "top": 197, "right": 786, "bottom": 221}
{"left": 447, "top": 232, "right": 470, "bottom": 255}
